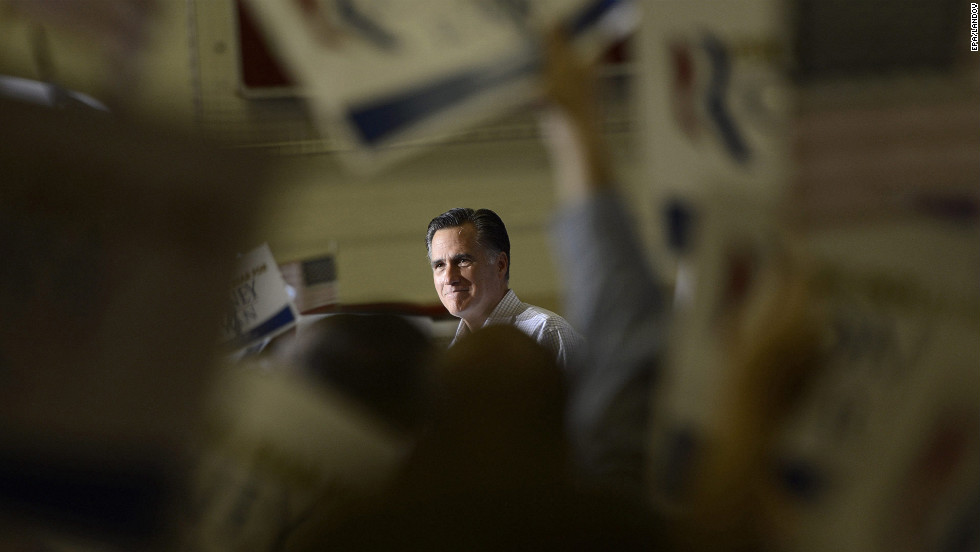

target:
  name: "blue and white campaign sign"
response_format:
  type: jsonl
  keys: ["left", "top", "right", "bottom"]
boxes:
{"left": 222, "top": 243, "right": 299, "bottom": 350}
{"left": 241, "top": 0, "right": 637, "bottom": 173}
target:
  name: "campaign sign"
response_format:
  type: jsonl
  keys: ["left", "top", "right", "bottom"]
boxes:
{"left": 223, "top": 243, "right": 299, "bottom": 350}
{"left": 241, "top": 0, "right": 637, "bottom": 173}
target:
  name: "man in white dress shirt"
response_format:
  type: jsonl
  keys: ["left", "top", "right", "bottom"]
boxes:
{"left": 425, "top": 207, "right": 583, "bottom": 368}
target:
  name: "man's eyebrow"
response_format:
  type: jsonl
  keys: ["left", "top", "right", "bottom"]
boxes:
{"left": 432, "top": 253, "right": 474, "bottom": 267}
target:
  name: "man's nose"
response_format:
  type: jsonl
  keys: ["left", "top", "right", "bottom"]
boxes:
{"left": 444, "top": 263, "right": 461, "bottom": 284}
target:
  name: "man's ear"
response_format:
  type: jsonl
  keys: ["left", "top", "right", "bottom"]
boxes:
{"left": 496, "top": 251, "right": 509, "bottom": 278}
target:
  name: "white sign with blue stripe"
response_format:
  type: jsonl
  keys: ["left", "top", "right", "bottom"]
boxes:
{"left": 222, "top": 243, "right": 299, "bottom": 351}
{"left": 242, "top": 0, "right": 636, "bottom": 172}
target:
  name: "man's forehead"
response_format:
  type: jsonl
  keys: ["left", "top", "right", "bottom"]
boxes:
{"left": 432, "top": 223, "right": 477, "bottom": 248}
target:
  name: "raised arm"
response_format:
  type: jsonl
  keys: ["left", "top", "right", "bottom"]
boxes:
{"left": 539, "top": 29, "right": 670, "bottom": 498}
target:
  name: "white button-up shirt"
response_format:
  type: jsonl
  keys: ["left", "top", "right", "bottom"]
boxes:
{"left": 449, "top": 289, "right": 583, "bottom": 368}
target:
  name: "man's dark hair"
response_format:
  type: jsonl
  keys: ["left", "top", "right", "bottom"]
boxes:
{"left": 425, "top": 208, "right": 510, "bottom": 280}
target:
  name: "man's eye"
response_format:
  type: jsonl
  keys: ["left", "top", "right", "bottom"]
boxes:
{"left": 458, "top": 259, "right": 471, "bottom": 266}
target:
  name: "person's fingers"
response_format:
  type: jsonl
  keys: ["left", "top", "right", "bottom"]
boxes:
{"left": 539, "top": 25, "right": 598, "bottom": 123}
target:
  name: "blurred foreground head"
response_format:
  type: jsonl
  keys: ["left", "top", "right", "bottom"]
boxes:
{"left": 437, "top": 324, "right": 566, "bottom": 450}
{"left": 0, "top": 84, "right": 268, "bottom": 548}
{"left": 290, "top": 313, "right": 435, "bottom": 433}
{"left": 306, "top": 326, "right": 662, "bottom": 551}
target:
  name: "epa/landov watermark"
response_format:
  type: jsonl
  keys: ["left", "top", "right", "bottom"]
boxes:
{"left": 971, "top": 3, "right": 978, "bottom": 51}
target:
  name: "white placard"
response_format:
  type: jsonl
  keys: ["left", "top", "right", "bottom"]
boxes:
{"left": 222, "top": 243, "right": 299, "bottom": 350}
{"left": 241, "top": 0, "right": 637, "bottom": 172}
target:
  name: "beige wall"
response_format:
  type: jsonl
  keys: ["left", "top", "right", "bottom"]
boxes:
{"left": 258, "top": 139, "right": 560, "bottom": 308}
{"left": 255, "top": 127, "right": 643, "bottom": 313}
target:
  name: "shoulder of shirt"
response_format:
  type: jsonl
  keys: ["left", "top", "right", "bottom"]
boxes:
{"left": 511, "top": 297, "right": 580, "bottom": 336}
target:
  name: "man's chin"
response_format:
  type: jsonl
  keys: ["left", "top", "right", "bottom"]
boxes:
{"left": 442, "top": 301, "right": 467, "bottom": 318}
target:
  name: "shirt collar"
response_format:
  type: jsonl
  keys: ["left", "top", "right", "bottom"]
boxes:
{"left": 452, "top": 288, "right": 519, "bottom": 343}
{"left": 484, "top": 289, "right": 521, "bottom": 325}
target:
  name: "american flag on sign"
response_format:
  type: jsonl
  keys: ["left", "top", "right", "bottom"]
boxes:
{"left": 280, "top": 252, "right": 339, "bottom": 314}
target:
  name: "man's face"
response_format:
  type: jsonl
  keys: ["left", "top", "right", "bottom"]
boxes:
{"left": 429, "top": 223, "right": 507, "bottom": 327}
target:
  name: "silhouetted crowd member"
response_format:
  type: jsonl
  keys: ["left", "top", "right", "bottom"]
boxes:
{"left": 289, "top": 313, "right": 436, "bottom": 434}
{"left": 496, "top": 30, "right": 660, "bottom": 509}
{"left": 288, "top": 326, "right": 662, "bottom": 552}
{"left": 183, "top": 314, "right": 437, "bottom": 552}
